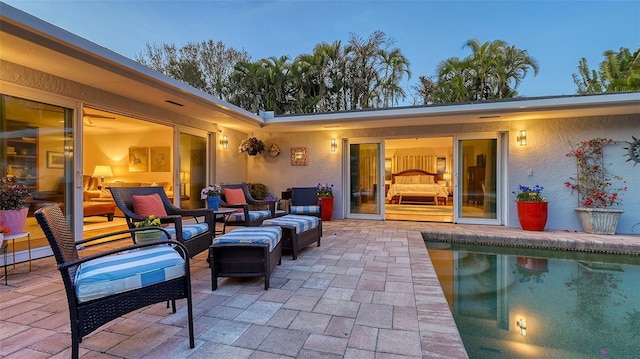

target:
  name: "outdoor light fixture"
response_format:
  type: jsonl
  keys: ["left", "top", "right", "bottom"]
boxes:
{"left": 92, "top": 165, "right": 113, "bottom": 189}
{"left": 331, "top": 138, "right": 337, "bottom": 152}
{"left": 517, "top": 130, "right": 527, "bottom": 146}
{"left": 220, "top": 135, "right": 229, "bottom": 149}
{"left": 517, "top": 318, "right": 527, "bottom": 336}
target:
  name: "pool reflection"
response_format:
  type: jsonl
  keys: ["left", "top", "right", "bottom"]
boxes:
{"left": 426, "top": 242, "right": 640, "bottom": 359}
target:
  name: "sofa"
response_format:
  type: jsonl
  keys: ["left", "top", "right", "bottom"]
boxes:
{"left": 83, "top": 175, "right": 175, "bottom": 217}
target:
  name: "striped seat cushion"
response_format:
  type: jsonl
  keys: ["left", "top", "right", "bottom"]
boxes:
{"left": 74, "top": 246, "right": 185, "bottom": 303}
{"left": 263, "top": 214, "right": 319, "bottom": 234}
{"left": 230, "top": 210, "right": 272, "bottom": 222}
{"left": 290, "top": 205, "right": 320, "bottom": 215}
{"left": 160, "top": 223, "right": 209, "bottom": 240}
{"left": 213, "top": 226, "right": 282, "bottom": 251}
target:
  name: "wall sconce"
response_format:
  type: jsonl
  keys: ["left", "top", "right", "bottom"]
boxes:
{"left": 517, "top": 130, "right": 527, "bottom": 146}
{"left": 516, "top": 318, "right": 527, "bottom": 336}
{"left": 92, "top": 165, "right": 113, "bottom": 189}
{"left": 220, "top": 135, "right": 229, "bottom": 149}
{"left": 331, "top": 138, "right": 337, "bottom": 152}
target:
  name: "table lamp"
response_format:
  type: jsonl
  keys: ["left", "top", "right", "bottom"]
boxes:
{"left": 92, "top": 165, "right": 113, "bottom": 189}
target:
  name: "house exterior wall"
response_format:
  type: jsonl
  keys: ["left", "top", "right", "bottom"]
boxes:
{"left": 255, "top": 114, "right": 639, "bottom": 233}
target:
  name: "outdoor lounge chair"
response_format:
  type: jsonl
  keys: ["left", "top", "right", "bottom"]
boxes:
{"left": 287, "top": 187, "right": 321, "bottom": 218}
{"left": 35, "top": 205, "right": 194, "bottom": 359}
{"left": 220, "top": 183, "right": 277, "bottom": 226}
{"left": 110, "top": 186, "right": 215, "bottom": 257}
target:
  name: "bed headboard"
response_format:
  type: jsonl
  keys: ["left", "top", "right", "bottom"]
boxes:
{"left": 391, "top": 169, "right": 439, "bottom": 184}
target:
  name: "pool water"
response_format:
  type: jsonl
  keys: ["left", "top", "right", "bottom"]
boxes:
{"left": 425, "top": 241, "right": 640, "bottom": 359}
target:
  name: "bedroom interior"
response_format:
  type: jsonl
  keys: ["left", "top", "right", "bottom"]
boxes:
{"left": 384, "top": 137, "right": 454, "bottom": 223}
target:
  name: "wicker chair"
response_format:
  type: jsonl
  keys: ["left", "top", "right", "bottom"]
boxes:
{"left": 110, "top": 187, "right": 214, "bottom": 257}
{"left": 220, "top": 183, "right": 277, "bottom": 226}
{"left": 34, "top": 205, "right": 194, "bottom": 359}
{"left": 288, "top": 187, "right": 321, "bottom": 218}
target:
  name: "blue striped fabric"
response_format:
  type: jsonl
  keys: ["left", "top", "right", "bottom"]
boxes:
{"left": 290, "top": 205, "right": 320, "bottom": 215}
{"left": 74, "top": 246, "right": 185, "bottom": 303}
{"left": 230, "top": 210, "right": 272, "bottom": 222}
{"left": 263, "top": 214, "right": 319, "bottom": 234}
{"left": 213, "top": 226, "right": 282, "bottom": 251}
{"left": 160, "top": 223, "right": 209, "bottom": 240}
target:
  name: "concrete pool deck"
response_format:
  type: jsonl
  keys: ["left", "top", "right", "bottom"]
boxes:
{"left": 1, "top": 220, "right": 638, "bottom": 358}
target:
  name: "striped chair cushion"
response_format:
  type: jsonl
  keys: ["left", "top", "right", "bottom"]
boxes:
{"left": 160, "top": 223, "right": 209, "bottom": 240}
{"left": 290, "top": 205, "right": 320, "bottom": 215}
{"left": 263, "top": 214, "right": 319, "bottom": 234}
{"left": 74, "top": 246, "right": 185, "bottom": 303}
{"left": 213, "top": 226, "right": 282, "bottom": 251}
{"left": 230, "top": 210, "right": 272, "bottom": 222}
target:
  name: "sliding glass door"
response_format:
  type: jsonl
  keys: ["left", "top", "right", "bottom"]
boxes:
{"left": 454, "top": 134, "right": 503, "bottom": 225}
{"left": 177, "top": 130, "right": 208, "bottom": 209}
{"left": 347, "top": 138, "right": 384, "bottom": 220}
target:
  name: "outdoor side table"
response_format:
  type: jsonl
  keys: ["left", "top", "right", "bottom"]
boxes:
{"left": 0, "top": 232, "right": 32, "bottom": 284}
{"left": 211, "top": 208, "right": 239, "bottom": 238}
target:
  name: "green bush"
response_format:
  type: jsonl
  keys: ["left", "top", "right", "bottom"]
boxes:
{"left": 246, "top": 182, "right": 268, "bottom": 200}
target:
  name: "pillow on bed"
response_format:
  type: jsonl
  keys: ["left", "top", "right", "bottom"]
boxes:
{"left": 411, "top": 175, "right": 422, "bottom": 184}
{"left": 419, "top": 175, "right": 434, "bottom": 184}
{"left": 396, "top": 176, "right": 412, "bottom": 184}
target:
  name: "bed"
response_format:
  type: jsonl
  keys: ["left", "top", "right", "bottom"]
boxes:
{"left": 386, "top": 169, "right": 449, "bottom": 205}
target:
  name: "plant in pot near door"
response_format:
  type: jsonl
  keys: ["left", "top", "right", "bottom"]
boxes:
{"left": 238, "top": 137, "right": 266, "bottom": 156}
{"left": 0, "top": 176, "right": 31, "bottom": 235}
{"left": 201, "top": 184, "right": 222, "bottom": 210}
{"left": 513, "top": 184, "right": 548, "bottom": 231}
{"left": 317, "top": 183, "right": 334, "bottom": 221}
{"left": 565, "top": 138, "right": 628, "bottom": 234}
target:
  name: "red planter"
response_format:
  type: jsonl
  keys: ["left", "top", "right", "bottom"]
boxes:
{"left": 516, "top": 201, "right": 548, "bottom": 231}
{"left": 319, "top": 197, "right": 334, "bottom": 221}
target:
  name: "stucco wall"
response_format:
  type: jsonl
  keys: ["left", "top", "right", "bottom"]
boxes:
{"left": 249, "top": 114, "right": 639, "bottom": 233}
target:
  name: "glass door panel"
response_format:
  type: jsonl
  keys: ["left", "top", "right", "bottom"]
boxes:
{"left": 179, "top": 132, "right": 207, "bottom": 209}
{"left": 454, "top": 136, "right": 500, "bottom": 224}
{"left": 347, "top": 139, "right": 383, "bottom": 219}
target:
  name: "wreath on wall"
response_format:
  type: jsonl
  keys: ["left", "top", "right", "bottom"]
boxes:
{"left": 623, "top": 135, "right": 640, "bottom": 166}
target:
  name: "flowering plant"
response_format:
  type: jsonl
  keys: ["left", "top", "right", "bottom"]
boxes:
{"left": 513, "top": 185, "right": 546, "bottom": 202}
{"left": 317, "top": 183, "right": 334, "bottom": 198}
{"left": 0, "top": 176, "right": 31, "bottom": 210}
{"left": 135, "top": 215, "right": 162, "bottom": 228}
{"left": 265, "top": 195, "right": 278, "bottom": 201}
{"left": 238, "top": 137, "right": 266, "bottom": 154}
{"left": 201, "top": 184, "right": 221, "bottom": 199}
{"left": 565, "top": 138, "right": 627, "bottom": 208}
{"left": 0, "top": 222, "right": 10, "bottom": 234}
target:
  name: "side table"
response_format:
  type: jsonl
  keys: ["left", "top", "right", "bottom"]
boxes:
{"left": 211, "top": 208, "right": 239, "bottom": 238}
{"left": 0, "top": 232, "right": 31, "bottom": 285}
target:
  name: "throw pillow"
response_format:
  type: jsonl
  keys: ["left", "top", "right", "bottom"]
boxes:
{"left": 224, "top": 188, "right": 247, "bottom": 205}
{"left": 133, "top": 193, "right": 168, "bottom": 217}
{"left": 396, "top": 176, "right": 412, "bottom": 184}
{"left": 419, "top": 175, "right": 434, "bottom": 184}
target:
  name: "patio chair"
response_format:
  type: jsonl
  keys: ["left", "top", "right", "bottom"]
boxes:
{"left": 110, "top": 187, "right": 214, "bottom": 257}
{"left": 220, "top": 183, "right": 277, "bottom": 226}
{"left": 287, "top": 187, "right": 321, "bottom": 218}
{"left": 34, "top": 205, "right": 194, "bottom": 359}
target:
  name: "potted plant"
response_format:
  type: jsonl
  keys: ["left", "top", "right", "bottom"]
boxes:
{"left": 317, "top": 183, "right": 334, "bottom": 221}
{"left": 0, "top": 176, "right": 31, "bottom": 235}
{"left": 513, "top": 184, "right": 548, "bottom": 231}
{"left": 134, "top": 215, "right": 163, "bottom": 245}
{"left": 201, "top": 184, "right": 222, "bottom": 210}
{"left": 238, "top": 137, "right": 266, "bottom": 155}
{"left": 565, "top": 138, "right": 627, "bottom": 234}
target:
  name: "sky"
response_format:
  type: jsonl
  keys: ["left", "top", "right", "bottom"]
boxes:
{"left": 4, "top": 0, "right": 640, "bottom": 105}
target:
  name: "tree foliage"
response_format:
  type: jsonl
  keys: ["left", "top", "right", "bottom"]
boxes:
{"left": 572, "top": 47, "right": 640, "bottom": 94}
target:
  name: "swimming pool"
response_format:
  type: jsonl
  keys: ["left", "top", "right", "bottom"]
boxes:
{"left": 425, "top": 241, "right": 640, "bottom": 359}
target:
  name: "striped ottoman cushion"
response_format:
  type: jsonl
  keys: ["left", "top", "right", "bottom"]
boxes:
{"left": 290, "top": 205, "right": 320, "bottom": 215}
{"left": 213, "top": 226, "right": 282, "bottom": 251}
{"left": 161, "top": 223, "right": 209, "bottom": 240}
{"left": 230, "top": 210, "right": 272, "bottom": 222}
{"left": 263, "top": 214, "right": 319, "bottom": 234}
{"left": 75, "top": 246, "right": 185, "bottom": 303}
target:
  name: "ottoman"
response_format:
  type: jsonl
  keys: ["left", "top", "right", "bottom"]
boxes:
{"left": 209, "top": 226, "right": 282, "bottom": 290}
{"left": 83, "top": 202, "right": 115, "bottom": 221}
{"left": 262, "top": 214, "right": 321, "bottom": 260}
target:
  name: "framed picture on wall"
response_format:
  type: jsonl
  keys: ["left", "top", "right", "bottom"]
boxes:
{"left": 437, "top": 157, "right": 446, "bottom": 173}
{"left": 291, "top": 147, "right": 308, "bottom": 166}
{"left": 47, "top": 151, "right": 65, "bottom": 169}
{"left": 385, "top": 158, "right": 392, "bottom": 180}
{"left": 128, "top": 147, "right": 148, "bottom": 172}
{"left": 150, "top": 146, "right": 171, "bottom": 172}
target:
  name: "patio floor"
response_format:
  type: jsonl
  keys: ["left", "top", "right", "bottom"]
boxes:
{"left": 1, "top": 220, "right": 639, "bottom": 358}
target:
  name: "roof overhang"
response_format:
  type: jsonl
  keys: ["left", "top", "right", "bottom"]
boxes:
{"left": 0, "top": 3, "right": 264, "bottom": 132}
